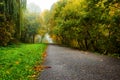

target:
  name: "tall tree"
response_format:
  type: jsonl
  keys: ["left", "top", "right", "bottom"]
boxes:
{"left": 0, "top": 0, "right": 26, "bottom": 46}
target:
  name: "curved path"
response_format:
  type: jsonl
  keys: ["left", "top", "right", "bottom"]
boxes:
{"left": 38, "top": 45, "right": 120, "bottom": 80}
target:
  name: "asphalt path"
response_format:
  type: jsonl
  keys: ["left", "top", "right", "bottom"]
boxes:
{"left": 38, "top": 45, "right": 120, "bottom": 80}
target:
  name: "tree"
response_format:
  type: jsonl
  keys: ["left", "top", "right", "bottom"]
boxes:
{"left": 48, "top": 0, "right": 120, "bottom": 55}
{"left": 21, "top": 11, "right": 41, "bottom": 43}
{"left": 0, "top": 0, "right": 26, "bottom": 46}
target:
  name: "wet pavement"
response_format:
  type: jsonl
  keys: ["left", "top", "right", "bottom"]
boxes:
{"left": 38, "top": 45, "right": 120, "bottom": 80}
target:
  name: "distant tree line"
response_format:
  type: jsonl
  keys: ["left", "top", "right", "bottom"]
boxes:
{"left": 21, "top": 3, "right": 47, "bottom": 43}
{"left": 0, "top": 0, "right": 47, "bottom": 46}
{"left": 47, "top": 0, "right": 120, "bottom": 55}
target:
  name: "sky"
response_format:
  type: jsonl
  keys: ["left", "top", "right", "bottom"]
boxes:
{"left": 27, "top": 0, "right": 58, "bottom": 12}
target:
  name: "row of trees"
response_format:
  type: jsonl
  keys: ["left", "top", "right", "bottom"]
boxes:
{"left": 0, "top": 0, "right": 47, "bottom": 46}
{"left": 0, "top": 0, "right": 26, "bottom": 46}
{"left": 47, "top": 0, "right": 120, "bottom": 55}
{"left": 21, "top": 5, "right": 47, "bottom": 43}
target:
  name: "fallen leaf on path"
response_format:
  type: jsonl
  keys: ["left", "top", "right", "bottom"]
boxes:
{"left": 34, "top": 65, "right": 44, "bottom": 72}
{"left": 44, "top": 66, "right": 52, "bottom": 69}
{"left": 42, "top": 52, "right": 47, "bottom": 58}
{"left": 34, "top": 65, "right": 52, "bottom": 72}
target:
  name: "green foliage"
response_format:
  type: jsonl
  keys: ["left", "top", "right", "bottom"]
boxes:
{"left": 0, "top": 44, "right": 46, "bottom": 80}
{"left": 48, "top": 0, "right": 120, "bottom": 56}
{"left": 21, "top": 11, "right": 42, "bottom": 43}
{"left": 0, "top": 0, "right": 27, "bottom": 46}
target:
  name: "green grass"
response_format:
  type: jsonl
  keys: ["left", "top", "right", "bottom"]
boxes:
{"left": 0, "top": 43, "right": 46, "bottom": 80}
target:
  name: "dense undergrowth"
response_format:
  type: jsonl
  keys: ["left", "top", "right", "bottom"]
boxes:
{"left": 0, "top": 43, "right": 46, "bottom": 80}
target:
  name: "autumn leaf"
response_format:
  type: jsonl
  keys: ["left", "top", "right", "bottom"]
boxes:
{"left": 34, "top": 65, "right": 52, "bottom": 72}
{"left": 34, "top": 65, "right": 44, "bottom": 72}
{"left": 15, "top": 61, "right": 20, "bottom": 65}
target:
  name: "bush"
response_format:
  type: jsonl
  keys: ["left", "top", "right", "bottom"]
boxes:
{"left": 0, "top": 15, "right": 15, "bottom": 46}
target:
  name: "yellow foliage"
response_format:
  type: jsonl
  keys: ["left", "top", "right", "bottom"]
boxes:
{"left": 15, "top": 61, "right": 20, "bottom": 65}
{"left": 109, "top": 3, "right": 120, "bottom": 16}
{"left": 70, "top": 39, "right": 78, "bottom": 48}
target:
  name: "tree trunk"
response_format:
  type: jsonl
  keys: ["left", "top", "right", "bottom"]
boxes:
{"left": 84, "top": 38, "right": 88, "bottom": 50}
{"left": 33, "top": 34, "right": 35, "bottom": 43}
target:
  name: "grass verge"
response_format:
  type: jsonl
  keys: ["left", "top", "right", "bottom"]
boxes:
{"left": 0, "top": 43, "right": 46, "bottom": 80}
